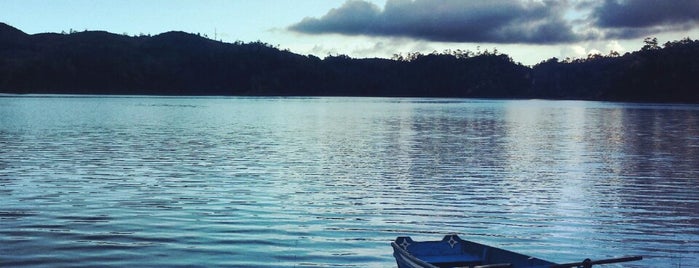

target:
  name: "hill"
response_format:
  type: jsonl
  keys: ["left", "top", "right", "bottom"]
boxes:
{"left": 0, "top": 23, "right": 697, "bottom": 103}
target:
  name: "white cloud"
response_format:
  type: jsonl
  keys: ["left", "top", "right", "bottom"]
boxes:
{"left": 561, "top": 45, "right": 589, "bottom": 59}
{"left": 559, "top": 40, "right": 626, "bottom": 60}
{"left": 605, "top": 40, "right": 625, "bottom": 53}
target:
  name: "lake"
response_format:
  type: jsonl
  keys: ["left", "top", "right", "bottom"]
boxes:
{"left": 1, "top": 96, "right": 697, "bottom": 267}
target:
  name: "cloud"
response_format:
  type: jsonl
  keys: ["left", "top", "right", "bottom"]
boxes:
{"left": 605, "top": 40, "right": 624, "bottom": 53}
{"left": 588, "top": 0, "right": 699, "bottom": 39}
{"left": 592, "top": 0, "right": 699, "bottom": 29}
{"left": 561, "top": 45, "right": 590, "bottom": 59}
{"left": 559, "top": 40, "right": 626, "bottom": 60}
{"left": 289, "top": 0, "right": 592, "bottom": 44}
{"left": 291, "top": 0, "right": 382, "bottom": 35}
{"left": 350, "top": 38, "right": 435, "bottom": 58}
{"left": 288, "top": 0, "right": 699, "bottom": 44}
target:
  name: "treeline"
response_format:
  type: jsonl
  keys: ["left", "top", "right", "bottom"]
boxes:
{"left": 531, "top": 37, "right": 699, "bottom": 103}
{"left": 0, "top": 23, "right": 697, "bottom": 103}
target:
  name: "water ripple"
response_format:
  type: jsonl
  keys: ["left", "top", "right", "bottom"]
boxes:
{"left": 1, "top": 97, "right": 698, "bottom": 267}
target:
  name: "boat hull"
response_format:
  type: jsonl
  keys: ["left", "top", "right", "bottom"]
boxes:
{"left": 392, "top": 235, "right": 557, "bottom": 268}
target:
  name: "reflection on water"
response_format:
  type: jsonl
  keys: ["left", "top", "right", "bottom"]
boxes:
{"left": 1, "top": 96, "right": 698, "bottom": 267}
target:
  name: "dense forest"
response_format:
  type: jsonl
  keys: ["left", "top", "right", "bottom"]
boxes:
{"left": 1, "top": 23, "right": 697, "bottom": 103}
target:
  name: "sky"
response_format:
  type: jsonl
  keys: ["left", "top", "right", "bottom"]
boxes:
{"left": 2, "top": 0, "right": 699, "bottom": 65}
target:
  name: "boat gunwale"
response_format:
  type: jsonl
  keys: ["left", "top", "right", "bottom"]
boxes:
{"left": 391, "top": 241, "right": 440, "bottom": 268}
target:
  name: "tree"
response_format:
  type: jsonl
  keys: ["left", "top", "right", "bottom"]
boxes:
{"left": 642, "top": 37, "right": 660, "bottom": 51}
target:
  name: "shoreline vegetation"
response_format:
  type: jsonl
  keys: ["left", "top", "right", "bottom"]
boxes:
{"left": 1, "top": 23, "right": 697, "bottom": 103}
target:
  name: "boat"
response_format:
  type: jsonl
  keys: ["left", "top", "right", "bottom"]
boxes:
{"left": 392, "top": 235, "right": 642, "bottom": 268}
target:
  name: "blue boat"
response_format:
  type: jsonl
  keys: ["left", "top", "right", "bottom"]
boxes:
{"left": 392, "top": 235, "right": 642, "bottom": 268}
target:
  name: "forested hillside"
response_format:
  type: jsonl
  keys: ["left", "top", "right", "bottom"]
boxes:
{"left": 1, "top": 23, "right": 697, "bottom": 103}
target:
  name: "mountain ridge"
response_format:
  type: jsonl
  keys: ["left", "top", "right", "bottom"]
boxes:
{"left": 0, "top": 23, "right": 697, "bottom": 103}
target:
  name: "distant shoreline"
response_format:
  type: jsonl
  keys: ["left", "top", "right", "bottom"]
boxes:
{"left": 3, "top": 94, "right": 699, "bottom": 107}
{"left": 1, "top": 23, "right": 697, "bottom": 103}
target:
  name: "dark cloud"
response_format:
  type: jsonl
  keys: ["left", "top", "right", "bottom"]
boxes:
{"left": 591, "top": 0, "right": 699, "bottom": 38}
{"left": 288, "top": 0, "right": 590, "bottom": 44}
{"left": 593, "top": 0, "right": 699, "bottom": 28}
{"left": 289, "top": 0, "right": 699, "bottom": 44}
{"left": 291, "top": 0, "right": 381, "bottom": 35}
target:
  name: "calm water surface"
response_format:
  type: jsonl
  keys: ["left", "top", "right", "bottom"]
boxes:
{"left": 1, "top": 96, "right": 698, "bottom": 267}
